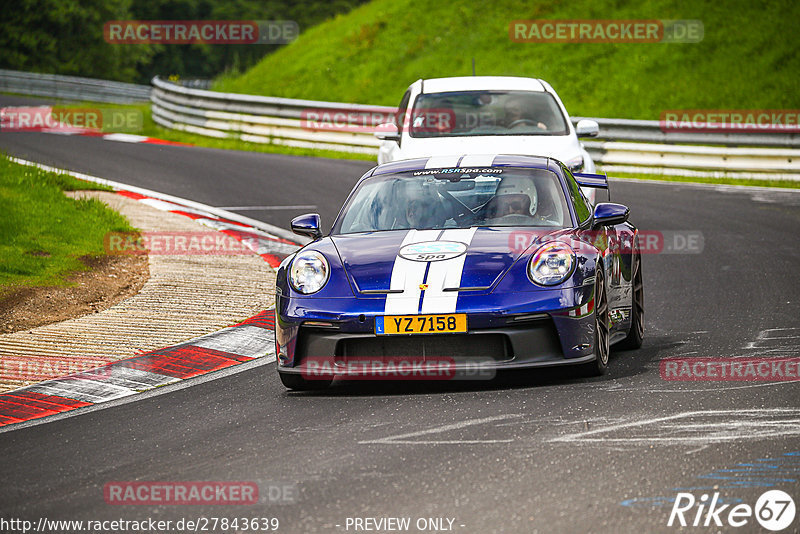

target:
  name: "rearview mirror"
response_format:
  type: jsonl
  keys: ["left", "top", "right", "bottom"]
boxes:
{"left": 291, "top": 213, "right": 322, "bottom": 240}
{"left": 592, "top": 203, "right": 629, "bottom": 228}
{"left": 374, "top": 122, "right": 400, "bottom": 142}
{"left": 575, "top": 119, "right": 599, "bottom": 138}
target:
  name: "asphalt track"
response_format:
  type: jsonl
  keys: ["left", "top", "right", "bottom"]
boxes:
{"left": 1, "top": 98, "right": 799, "bottom": 533}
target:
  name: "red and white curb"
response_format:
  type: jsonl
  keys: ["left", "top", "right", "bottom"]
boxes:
{"left": 114, "top": 190, "right": 299, "bottom": 268}
{"left": 59, "top": 131, "right": 191, "bottom": 146}
{"left": 0, "top": 311, "right": 276, "bottom": 426}
{"left": 0, "top": 158, "right": 303, "bottom": 429}
{"left": 1, "top": 106, "right": 190, "bottom": 146}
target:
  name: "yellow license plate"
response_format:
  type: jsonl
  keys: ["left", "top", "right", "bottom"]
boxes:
{"left": 377, "top": 314, "right": 467, "bottom": 335}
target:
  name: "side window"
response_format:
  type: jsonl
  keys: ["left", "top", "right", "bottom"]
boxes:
{"left": 562, "top": 166, "right": 592, "bottom": 224}
{"left": 395, "top": 90, "right": 411, "bottom": 136}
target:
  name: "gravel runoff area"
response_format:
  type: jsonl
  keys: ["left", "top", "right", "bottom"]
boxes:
{"left": 0, "top": 191, "right": 276, "bottom": 393}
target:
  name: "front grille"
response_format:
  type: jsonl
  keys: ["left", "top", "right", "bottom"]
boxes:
{"left": 337, "top": 334, "right": 511, "bottom": 361}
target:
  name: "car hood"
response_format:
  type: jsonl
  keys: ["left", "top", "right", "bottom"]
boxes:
{"left": 331, "top": 227, "right": 560, "bottom": 296}
{"left": 398, "top": 135, "right": 582, "bottom": 163}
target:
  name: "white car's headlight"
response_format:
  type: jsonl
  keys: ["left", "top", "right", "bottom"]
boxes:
{"left": 528, "top": 242, "right": 576, "bottom": 286}
{"left": 289, "top": 250, "right": 329, "bottom": 294}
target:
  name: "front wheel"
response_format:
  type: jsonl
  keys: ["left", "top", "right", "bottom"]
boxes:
{"left": 278, "top": 372, "right": 332, "bottom": 391}
{"left": 578, "top": 269, "right": 610, "bottom": 377}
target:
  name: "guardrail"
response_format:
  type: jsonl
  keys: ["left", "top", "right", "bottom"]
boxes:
{"left": 572, "top": 116, "right": 800, "bottom": 149}
{"left": 0, "top": 69, "right": 150, "bottom": 104}
{"left": 151, "top": 76, "right": 800, "bottom": 179}
{"left": 151, "top": 76, "right": 392, "bottom": 155}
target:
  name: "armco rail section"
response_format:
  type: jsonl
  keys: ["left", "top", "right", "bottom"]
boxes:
{"left": 4, "top": 70, "right": 797, "bottom": 179}
{"left": 0, "top": 69, "right": 150, "bottom": 104}
{"left": 150, "top": 77, "right": 800, "bottom": 180}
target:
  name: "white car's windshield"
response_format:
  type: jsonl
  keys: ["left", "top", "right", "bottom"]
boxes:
{"left": 408, "top": 90, "right": 569, "bottom": 138}
{"left": 335, "top": 167, "right": 571, "bottom": 234}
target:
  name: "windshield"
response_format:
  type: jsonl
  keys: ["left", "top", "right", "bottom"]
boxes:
{"left": 335, "top": 167, "right": 572, "bottom": 234}
{"left": 408, "top": 90, "right": 569, "bottom": 138}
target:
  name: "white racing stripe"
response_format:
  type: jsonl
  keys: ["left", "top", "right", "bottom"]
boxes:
{"left": 384, "top": 228, "right": 479, "bottom": 315}
{"left": 425, "top": 155, "right": 462, "bottom": 169}
{"left": 458, "top": 154, "right": 497, "bottom": 167}
{"left": 384, "top": 230, "right": 441, "bottom": 314}
{"left": 421, "top": 227, "right": 478, "bottom": 314}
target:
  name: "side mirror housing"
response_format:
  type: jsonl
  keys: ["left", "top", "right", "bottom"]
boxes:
{"left": 575, "top": 119, "right": 599, "bottom": 138}
{"left": 592, "top": 203, "right": 629, "bottom": 228}
{"left": 374, "top": 122, "right": 400, "bottom": 142}
{"left": 291, "top": 213, "right": 322, "bottom": 240}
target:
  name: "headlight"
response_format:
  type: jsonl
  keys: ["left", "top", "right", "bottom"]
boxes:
{"left": 289, "top": 250, "right": 329, "bottom": 294}
{"left": 528, "top": 242, "right": 576, "bottom": 286}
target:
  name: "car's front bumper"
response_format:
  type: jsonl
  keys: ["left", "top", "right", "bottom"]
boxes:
{"left": 275, "top": 285, "right": 597, "bottom": 376}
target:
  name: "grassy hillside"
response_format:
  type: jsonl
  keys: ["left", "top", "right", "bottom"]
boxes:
{"left": 214, "top": 0, "right": 800, "bottom": 119}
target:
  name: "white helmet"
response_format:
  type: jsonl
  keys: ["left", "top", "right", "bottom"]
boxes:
{"left": 495, "top": 175, "right": 538, "bottom": 215}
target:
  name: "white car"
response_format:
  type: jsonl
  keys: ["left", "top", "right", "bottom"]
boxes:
{"left": 375, "top": 76, "right": 600, "bottom": 200}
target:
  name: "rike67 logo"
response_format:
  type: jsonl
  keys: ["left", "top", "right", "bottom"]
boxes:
{"left": 668, "top": 490, "right": 796, "bottom": 531}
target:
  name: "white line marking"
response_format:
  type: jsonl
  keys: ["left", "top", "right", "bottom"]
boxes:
{"left": 551, "top": 409, "right": 800, "bottom": 445}
{"left": 359, "top": 414, "right": 523, "bottom": 444}
{"left": 602, "top": 380, "right": 800, "bottom": 393}
{"left": 103, "top": 133, "right": 149, "bottom": 143}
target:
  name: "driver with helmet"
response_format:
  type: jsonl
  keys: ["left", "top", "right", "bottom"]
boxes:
{"left": 402, "top": 181, "right": 445, "bottom": 229}
{"left": 485, "top": 175, "right": 559, "bottom": 224}
{"left": 490, "top": 175, "right": 537, "bottom": 218}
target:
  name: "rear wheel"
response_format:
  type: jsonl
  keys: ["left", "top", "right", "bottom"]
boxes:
{"left": 617, "top": 253, "right": 644, "bottom": 350}
{"left": 278, "top": 372, "right": 332, "bottom": 391}
{"left": 578, "top": 269, "right": 610, "bottom": 377}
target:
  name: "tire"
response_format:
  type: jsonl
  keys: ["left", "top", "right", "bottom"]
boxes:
{"left": 617, "top": 253, "right": 644, "bottom": 350}
{"left": 278, "top": 372, "right": 332, "bottom": 391}
{"left": 578, "top": 268, "right": 610, "bottom": 377}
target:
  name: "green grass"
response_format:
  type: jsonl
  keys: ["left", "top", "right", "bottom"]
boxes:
{"left": 0, "top": 155, "right": 135, "bottom": 295}
{"left": 214, "top": 0, "right": 800, "bottom": 118}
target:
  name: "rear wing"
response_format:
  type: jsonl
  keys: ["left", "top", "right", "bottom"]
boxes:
{"left": 573, "top": 172, "right": 608, "bottom": 189}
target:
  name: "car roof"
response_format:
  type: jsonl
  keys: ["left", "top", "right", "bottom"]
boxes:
{"left": 420, "top": 76, "right": 547, "bottom": 93}
{"left": 370, "top": 154, "right": 557, "bottom": 176}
